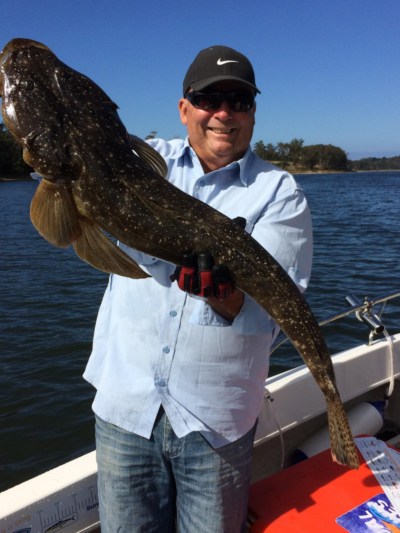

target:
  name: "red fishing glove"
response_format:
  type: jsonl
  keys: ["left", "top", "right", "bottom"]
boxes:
{"left": 171, "top": 252, "right": 234, "bottom": 301}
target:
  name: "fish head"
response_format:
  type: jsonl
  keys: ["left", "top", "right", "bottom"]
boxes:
{"left": 0, "top": 38, "right": 84, "bottom": 181}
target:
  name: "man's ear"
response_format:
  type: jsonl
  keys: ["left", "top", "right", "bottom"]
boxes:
{"left": 179, "top": 98, "right": 189, "bottom": 126}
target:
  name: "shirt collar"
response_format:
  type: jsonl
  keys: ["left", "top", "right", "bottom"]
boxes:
{"left": 234, "top": 146, "right": 254, "bottom": 186}
{"left": 176, "top": 137, "right": 253, "bottom": 186}
{"left": 167, "top": 136, "right": 191, "bottom": 160}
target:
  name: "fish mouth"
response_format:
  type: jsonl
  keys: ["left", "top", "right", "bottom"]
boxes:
{"left": 0, "top": 48, "right": 13, "bottom": 89}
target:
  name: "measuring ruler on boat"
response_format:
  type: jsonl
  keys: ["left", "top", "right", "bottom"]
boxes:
{"left": 0, "top": 483, "right": 99, "bottom": 533}
{"left": 37, "top": 483, "right": 99, "bottom": 533}
{"left": 355, "top": 436, "right": 400, "bottom": 515}
{"left": 0, "top": 452, "right": 99, "bottom": 533}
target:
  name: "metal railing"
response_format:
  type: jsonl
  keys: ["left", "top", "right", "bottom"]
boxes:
{"left": 271, "top": 290, "right": 400, "bottom": 354}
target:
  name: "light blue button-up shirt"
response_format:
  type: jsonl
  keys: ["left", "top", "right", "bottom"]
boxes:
{"left": 83, "top": 138, "right": 313, "bottom": 447}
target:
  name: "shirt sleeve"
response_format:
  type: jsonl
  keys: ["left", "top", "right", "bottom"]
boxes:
{"left": 250, "top": 177, "right": 313, "bottom": 292}
{"left": 230, "top": 176, "right": 313, "bottom": 335}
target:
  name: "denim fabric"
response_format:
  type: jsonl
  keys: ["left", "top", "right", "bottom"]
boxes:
{"left": 95, "top": 410, "right": 256, "bottom": 533}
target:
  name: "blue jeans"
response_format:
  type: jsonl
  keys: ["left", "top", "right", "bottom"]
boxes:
{"left": 95, "top": 409, "right": 256, "bottom": 532}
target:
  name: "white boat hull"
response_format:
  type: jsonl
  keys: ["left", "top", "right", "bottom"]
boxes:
{"left": 1, "top": 333, "right": 399, "bottom": 532}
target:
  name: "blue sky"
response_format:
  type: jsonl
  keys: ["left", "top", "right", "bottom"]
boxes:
{"left": 1, "top": 0, "right": 399, "bottom": 159}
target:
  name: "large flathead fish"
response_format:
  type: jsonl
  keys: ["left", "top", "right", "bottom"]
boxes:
{"left": 0, "top": 38, "right": 359, "bottom": 468}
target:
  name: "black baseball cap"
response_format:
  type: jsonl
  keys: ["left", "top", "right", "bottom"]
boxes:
{"left": 183, "top": 45, "right": 260, "bottom": 96}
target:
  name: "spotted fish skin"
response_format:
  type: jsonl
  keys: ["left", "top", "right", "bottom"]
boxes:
{"left": 0, "top": 38, "right": 359, "bottom": 469}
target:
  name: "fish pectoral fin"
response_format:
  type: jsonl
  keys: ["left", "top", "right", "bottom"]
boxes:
{"left": 30, "top": 179, "right": 82, "bottom": 247}
{"left": 128, "top": 134, "right": 168, "bottom": 178}
{"left": 73, "top": 219, "right": 149, "bottom": 279}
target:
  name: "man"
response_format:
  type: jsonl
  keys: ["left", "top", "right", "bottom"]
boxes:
{"left": 84, "top": 45, "right": 313, "bottom": 532}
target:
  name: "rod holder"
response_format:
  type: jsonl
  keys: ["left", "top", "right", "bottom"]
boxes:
{"left": 346, "top": 294, "right": 385, "bottom": 335}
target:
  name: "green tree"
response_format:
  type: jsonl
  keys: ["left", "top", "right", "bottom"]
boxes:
{"left": 288, "top": 138, "right": 304, "bottom": 165}
{"left": 253, "top": 141, "right": 279, "bottom": 162}
{"left": 276, "top": 142, "right": 291, "bottom": 167}
{"left": 351, "top": 155, "right": 400, "bottom": 171}
{"left": 264, "top": 143, "right": 278, "bottom": 161}
{"left": 302, "top": 144, "right": 349, "bottom": 171}
{"left": 0, "top": 124, "right": 32, "bottom": 177}
{"left": 253, "top": 140, "right": 267, "bottom": 159}
{"left": 301, "top": 145, "right": 319, "bottom": 169}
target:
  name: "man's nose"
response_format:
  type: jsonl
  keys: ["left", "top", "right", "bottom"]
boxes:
{"left": 213, "top": 101, "right": 233, "bottom": 120}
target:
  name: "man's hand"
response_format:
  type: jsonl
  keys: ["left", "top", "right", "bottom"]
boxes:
{"left": 170, "top": 252, "right": 234, "bottom": 301}
{"left": 170, "top": 252, "right": 243, "bottom": 320}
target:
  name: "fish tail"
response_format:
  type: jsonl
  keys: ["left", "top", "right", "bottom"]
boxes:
{"left": 327, "top": 396, "right": 359, "bottom": 469}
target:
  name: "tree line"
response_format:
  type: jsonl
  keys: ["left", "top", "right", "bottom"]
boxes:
{"left": 0, "top": 123, "right": 32, "bottom": 177}
{"left": 253, "top": 138, "right": 350, "bottom": 171}
{"left": 253, "top": 138, "right": 400, "bottom": 172}
{"left": 351, "top": 155, "right": 400, "bottom": 171}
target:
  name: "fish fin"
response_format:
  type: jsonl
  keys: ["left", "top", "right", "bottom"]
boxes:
{"left": 128, "top": 134, "right": 168, "bottom": 178}
{"left": 30, "top": 180, "right": 82, "bottom": 247}
{"left": 73, "top": 219, "right": 149, "bottom": 279}
{"left": 232, "top": 216, "right": 247, "bottom": 230}
{"left": 327, "top": 395, "right": 360, "bottom": 469}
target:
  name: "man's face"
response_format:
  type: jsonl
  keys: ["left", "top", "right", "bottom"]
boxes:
{"left": 179, "top": 81, "right": 256, "bottom": 173}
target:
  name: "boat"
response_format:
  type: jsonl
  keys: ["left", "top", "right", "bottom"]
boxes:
{"left": 1, "top": 290, "right": 399, "bottom": 532}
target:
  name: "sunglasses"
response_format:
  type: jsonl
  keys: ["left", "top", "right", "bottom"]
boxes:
{"left": 185, "top": 91, "right": 255, "bottom": 112}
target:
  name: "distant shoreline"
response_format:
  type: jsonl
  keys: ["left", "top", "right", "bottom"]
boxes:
{"left": 1, "top": 168, "right": 400, "bottom": 183}
{"left": 293, "top": 168, "right": 400, "bottom": 175}
{"left": 0, "top": 176, "right": 32, "bottom": 182}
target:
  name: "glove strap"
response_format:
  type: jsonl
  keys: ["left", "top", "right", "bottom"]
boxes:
{"left": 197, "top": 252, "right": 215, "bottom": 298}
{"left": 213, "top": 264, "right": 234, "bottom": 301}
{"left": 170, "top": 252, "right": 199, "bottom": 293}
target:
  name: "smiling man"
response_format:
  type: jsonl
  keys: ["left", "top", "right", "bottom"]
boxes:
{"left": 84, "top": 45, "right": 313, "bottom": 532}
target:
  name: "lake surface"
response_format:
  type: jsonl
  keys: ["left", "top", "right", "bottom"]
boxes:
{"left": 1, "top": 171, "right": 400, "bottom": 492}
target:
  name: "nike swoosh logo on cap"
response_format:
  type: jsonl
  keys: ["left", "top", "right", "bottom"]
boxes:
{"left": 217, "top": 58, "right": 239, "bottom": 65}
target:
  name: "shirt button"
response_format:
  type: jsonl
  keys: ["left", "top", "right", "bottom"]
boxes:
{"left": 163, "top": 346, "right": 170, "bottom": 354}
{"left": 170, "top": 310, "right": 177, "bottom": 317}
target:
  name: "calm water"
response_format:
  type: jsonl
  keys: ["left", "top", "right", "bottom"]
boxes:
{"left": 1, "top": 171, "right": 400, "bottom": 492}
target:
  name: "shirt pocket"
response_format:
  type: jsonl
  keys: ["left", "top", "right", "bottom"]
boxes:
{"left": 188, "top": 299, "right": 232, "bottom": 327}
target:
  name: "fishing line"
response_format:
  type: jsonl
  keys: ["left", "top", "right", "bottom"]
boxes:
{"left": 263, "top": 388, "right": 286, "bottom": 471}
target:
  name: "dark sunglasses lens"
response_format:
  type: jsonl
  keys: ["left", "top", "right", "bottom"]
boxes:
{"left": 188, "top": 93, "right": 221, "bottom": 110}
{"left": 187, "top": 91, "right": 254, "bottom": 112}
{"left": 227, "top": 92, "right": 255, "bottom": 111}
